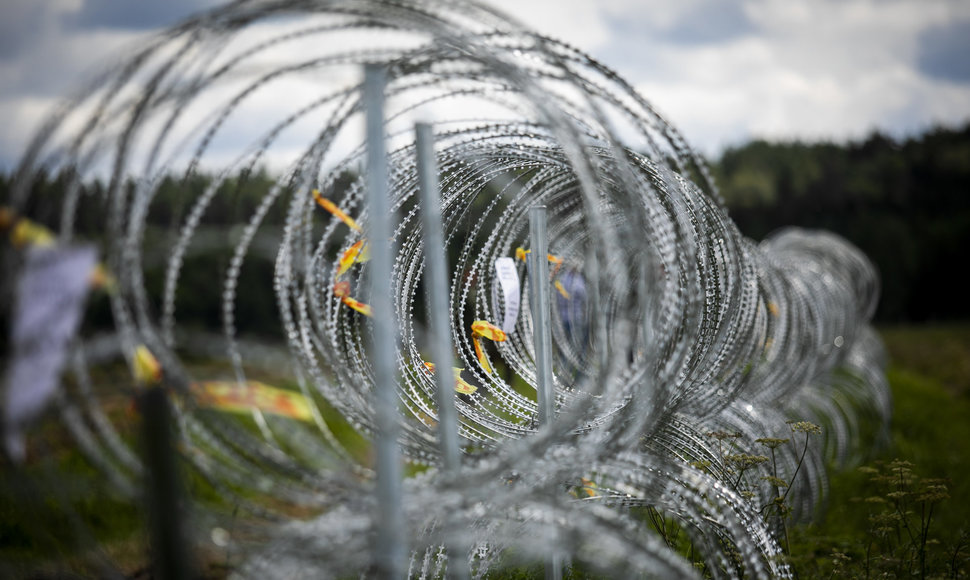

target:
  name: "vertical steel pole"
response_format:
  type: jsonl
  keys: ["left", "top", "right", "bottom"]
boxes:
{"left": 528, "top": 206, "right": 562, "bottom": 580}
{"left": 415, "top": 123, "right": 461, "bottom": 474}
{"left": 416, "top": 123, "right": 470, "bottom": 580}
{"left": 140, "top": 386, "right": 196, "bottom": 580}
{"left": 364, "top": 64, "right": 406, "bottom": 579}
{"left": 529, "top": 206, "right": 555, "bottom": 426}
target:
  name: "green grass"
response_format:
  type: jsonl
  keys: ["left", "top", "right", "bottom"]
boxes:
{"left": 877, "top": 324, "right": 970, "bottom": 536}
{"left": 488, "top": 325, "right": 970, "bottom": 577}
{"left": 880, "top": 324, "right": 970, "bottom": 398}
{"left": 3, "top": 324, "right": 970, "bottom": 577}
{"left": 788, "top": 324, "right": 970, "bottom": 577}
{"left": 0, "top": 420, "right": 147, "bottom": 578}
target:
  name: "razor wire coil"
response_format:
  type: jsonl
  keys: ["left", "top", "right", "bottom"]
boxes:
{"left": 1, "top": 1, "right": 889, "bottom": 577}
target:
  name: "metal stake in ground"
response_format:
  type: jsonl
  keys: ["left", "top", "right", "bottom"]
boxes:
{"left": 139, "top": 386, "right": 196, "bottom": 580}
{"left": 416, "top": 123, "right": 462, "bottom": 474}
{"left": 416, "top": 122, "right": 471, "bottom": 580}
{"left": 364, "top": 64, "right": 406, "bottom": 579}
{"left": 529, "top": 207, "right": 555, "bottom": 426}
{"left": 528, "top": 206, "right": 562, "bottom": 580}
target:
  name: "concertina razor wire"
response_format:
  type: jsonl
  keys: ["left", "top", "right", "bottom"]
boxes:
{"left": 0, "top": 1, "right": 889, "bottom": 577}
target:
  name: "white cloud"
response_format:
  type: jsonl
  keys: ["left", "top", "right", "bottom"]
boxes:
{"left": 0, "top": 98, "right": 59, "bottom": 168}
{"left": 477, "top": 0, "right": 969, "bottom": 156}
{"left": 2, "top": 0, "right": 969, "bottom": 170}
{"left": 486, "top": 0, "right": 612, "bottom": 51}
{"left": 610, "top": 0, "right": 970, "bottom": 153}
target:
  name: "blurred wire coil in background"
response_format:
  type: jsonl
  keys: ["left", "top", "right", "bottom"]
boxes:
{"left": 0, "top": 0, "right": 889, "bottom": 577}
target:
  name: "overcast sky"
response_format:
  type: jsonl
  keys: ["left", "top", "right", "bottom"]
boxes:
{"left": 1, "top": 0, "right": 969, "bottom": 170}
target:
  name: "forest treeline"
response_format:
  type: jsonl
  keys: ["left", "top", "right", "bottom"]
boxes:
{"left": 713, "top": 123, "right": 970, "bottom": 322}
{"left": 2, "top": 123, "right": 968, "bottom": 328}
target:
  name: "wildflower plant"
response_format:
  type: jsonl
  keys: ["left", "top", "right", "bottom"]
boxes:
{"left": 853, "top": 459, "right": 953, "bottom": 578}
{"left": 698, "top": 421, "right": 824, "bottom": 556}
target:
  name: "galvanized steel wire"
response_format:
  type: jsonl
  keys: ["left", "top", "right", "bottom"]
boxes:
{"left": 2, "top": 1, "right": 889, "bottom": 577}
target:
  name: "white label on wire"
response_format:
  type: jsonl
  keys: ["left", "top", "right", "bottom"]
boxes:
{"left": 492, "top": 257, "right": 520, "bottom": 334}
{"left": 3, "top": 245, "right": 96, "bottom": 462}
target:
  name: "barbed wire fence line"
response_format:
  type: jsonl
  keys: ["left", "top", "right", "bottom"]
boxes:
{"left": 0, "top": 1, "right": 889, "bottom": 577}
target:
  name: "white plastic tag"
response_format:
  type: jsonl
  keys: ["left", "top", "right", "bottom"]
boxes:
{"left": 492, "top": 257, "right": 520, "bottom": 334}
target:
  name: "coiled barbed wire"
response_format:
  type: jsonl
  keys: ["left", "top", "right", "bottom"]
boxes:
{"left": 0, "top": 1, "right": 889, "bottom": 577}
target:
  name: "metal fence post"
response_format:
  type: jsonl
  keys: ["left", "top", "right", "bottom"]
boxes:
{"left": 528, "top": 206, "right": 562, "bottom": 580}
{"left": 416, "top": 122, "right": 470, "bottom": 580}
{"left": 416, "top": 123, "right": 462, "bottom": 474}
{"left": 529, "top": 207, "right": 555, "bottom": 426}
{"left": 139, "top": 386, "right": 196, "bottom": 580}
{"left": 364, "top": 64, "right": 406, "bottom": 579}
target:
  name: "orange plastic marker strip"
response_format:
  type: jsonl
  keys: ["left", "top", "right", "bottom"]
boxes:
{"left": 191, "top": 381, "right": 313, "bottom": 421}
{"left": 89, "top": 263, "right": 117, "bottom": 293}
{"left": 313, "top": 190, "right": 362, "bottom": 232}
{"left": 472, "top": 335, "right": 492, "bottom": 375}
{"left": 453, "top": 369, "right": 478, "bottom": 395}
{"left": 3, "top": 207, "right": 119, "bottom": 294}
{"left": 10, "top": 219, "right": 56, "bottom": 248}
{"left": 133, "top": 344, "right": 162, "bottom": 386}
{"left": 332, "top": 280, "right": 372, "bottom": 316}
{"left": 333, "top": 280, "right": 351, "bottom": 297}
{"left": 471, "top": 320, "right": 507, "bottom": 342}
{"left": 471, "top": 320, "right": 506, "bottom": 375}
{"left": 337, "top": 239, "right": 370, "bottom": 276}
{"left": 547, "top": 254, "right": 563, "bottom": 277}
{"left": 424, "top": 362, "right": 478, "bottom": 394}
{"left": 356, "top": 241, "right": 370, "bottom": 263}
{"left": 554, "top": 279, "right": 571, "bottom": 299}
{"left": 342, "top": 296, "right": 372, "bottom": 317}
{"left": 514, "top": 247, "right": 562, "bottom": 266}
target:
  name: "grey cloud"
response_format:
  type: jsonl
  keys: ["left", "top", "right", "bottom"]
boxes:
{"left": 917, "top": 20, "right": 970, "bottom": 83}
{"left": 593, "top": 1, "right": 756, "bottom": 79}
{"left": 587, "top": 42, "right": 668, "bottom": 85}
{"left": 660, "top": 2, "right": 756, "bottom": 45}
{"left": 0, "top": 2, "right": 56, "bottom": 59}
{"left": 0, "top": 0, "right": 221, "bottom": 100}
{"left": 0, "top": 25, "right": 139, "bottom": 100}
{"left": 67, "top": 0, "right": 222, "bottom": 31}
{"left": 591, "top": 3, "right": 755, "bottom": 84}
{"left": 606, "top": 2, "right": 756, "bottom": 47}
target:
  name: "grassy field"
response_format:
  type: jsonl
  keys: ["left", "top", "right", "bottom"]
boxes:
{"left": 788, "top": 324, "right": 970, "bottom": 577}
{"left": 2, "top": 324, "right": 969, "bottom": 577}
